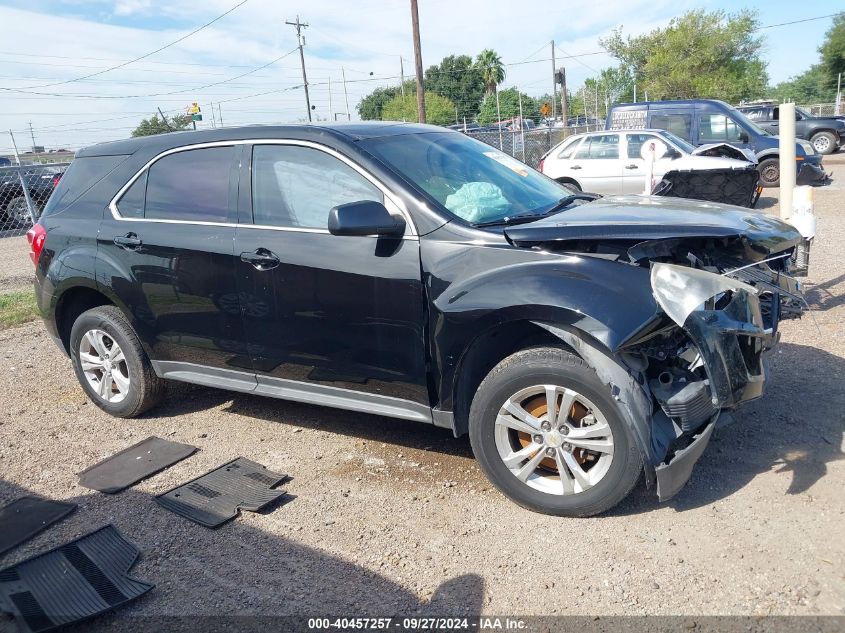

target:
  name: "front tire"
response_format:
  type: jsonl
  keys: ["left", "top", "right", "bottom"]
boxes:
{"left": 70, "top": 306, "right": 165, "bottom": 418}
{"left": 810, "top": 131, "right": 837, "bottom": 155}
{"left": 758, "top": 158, "right": 780, "bottom": 187}
{"left": 468, "top": 347, "right": 642, "bottom": 516}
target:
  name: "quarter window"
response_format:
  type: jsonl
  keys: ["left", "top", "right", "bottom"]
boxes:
{"left": 698, "top": 114, "right": 744, "bottom": 142}
{"left": 555, "top": 136, "right": 582, "bottom": 159}
{"left": 143, "top": 146, "right": 236, "bottom": 222}
{"left": 251, "top": 145, "right": 383, "bottom": 229}
{"left": 116, "top": 171, "right": 146, "bottom": 218}
{"left": 573, "top": 134, "right": 619, "bottom": 160}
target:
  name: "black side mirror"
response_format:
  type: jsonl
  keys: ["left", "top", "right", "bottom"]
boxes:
{"left": 739, "top": 132, "right": 749, "bottom": 143}
{"left": 328, "top": 200, "right": 405, "bottom": 237}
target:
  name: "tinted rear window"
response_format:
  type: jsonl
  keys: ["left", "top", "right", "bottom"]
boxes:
{"left": 144, "top": 146, "right": 236, "bottom": 222}
{"left": 41, "top": 155, "right": 128, "bottom": 217}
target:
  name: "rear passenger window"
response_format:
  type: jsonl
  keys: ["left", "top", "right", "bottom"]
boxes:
{"left": 251, "top": 145, "right": 383, "bottom": 229}
{"left": 143, "top": 146, "right": 235, "bottom": 222}
{"left": 698, "top": 114, "right": 743, "bottom": 142}
{"left": 573, "top": 135, "right": 619, "bottom": 160}
{"left": 650, "top": 114, "right": 692, "bottom": 141}
{"left": 555, "top": 137, "right": 581, "bottom": 159}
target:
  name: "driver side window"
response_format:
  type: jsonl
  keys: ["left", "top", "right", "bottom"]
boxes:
{"left": 251, "top": 145, "right": 383, "bottom": 229}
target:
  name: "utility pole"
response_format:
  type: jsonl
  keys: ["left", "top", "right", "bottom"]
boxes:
{"left": 28, "top": 122, "right": 40, "bottom": 161}
{"left": 558, "top": 67, "right": 568, "bottom": 125}
{"left": 286, "top": 15, "right": 312, "bottom": 122}
{"left": 550, "top": 42, "right": 556, "bottom": 120}
{"left": 210, "top": 101, "right": 216, "bottom": 128}
{"left": 409, "top": 0, "right": 426, "bottom": 123}
{"left": 218, "top": 103, "right": 223, "bottom": 126}
{"left": 400, "top": 56, "right": 406, "bottom": 97}
{"left": 342, "top": 67, "right": 350, "bottom": 121}
{"left": 328, "top": 77, "right": 333, "bottom": 121}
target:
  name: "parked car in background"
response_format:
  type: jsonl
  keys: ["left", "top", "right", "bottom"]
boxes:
{"left": 0, "top": 164, "right": 65, "bottom": 228}
{"left": 736, "top": 102, "right": 845, "bottom": 155}
{"left": 30, "top": 123, "right": 805, "bottom": 516}
{"left": 567, "top": 116, "right": 603, "bottom": 128}
{"left": 606, "top": 99, "right": 828, "bottom": 187}
{"left": 539, "top": 128, "right": 755, "bottom": 196}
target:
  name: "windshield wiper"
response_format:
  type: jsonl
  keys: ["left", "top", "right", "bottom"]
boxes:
{"left": 473, "top": 193, "right": 599, "bottom": 228}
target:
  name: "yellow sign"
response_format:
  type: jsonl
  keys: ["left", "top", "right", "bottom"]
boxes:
{"left": 540, "top": 102, "right": 551, "bottom": 117}
{"left": 189, "top": 102, "right": 201, "bottom": 115}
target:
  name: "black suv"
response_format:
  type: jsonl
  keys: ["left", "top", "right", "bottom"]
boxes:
{"left": 29, "top": 123, "right": 805, "bottom": 516}
{"left": 737, "top": 103, "right": 845, "bottom": 155}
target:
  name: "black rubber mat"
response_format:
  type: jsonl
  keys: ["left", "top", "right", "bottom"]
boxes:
{"left": 0, "top": 525, "right": 153, "bottom": 633}
{"left": 156, "top": 457, "right": 287, "bottom": 528}
{"left": 78, "top": 436, "right": 198, "bottom": 494}
{"left": 0, "top": 497, "right": 77, "bottom": 556}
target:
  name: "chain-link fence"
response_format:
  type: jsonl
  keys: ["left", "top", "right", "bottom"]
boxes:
{"left": 469, "top": 125, "right": 592, "bottom": 168}
{"left": 0, "top": 163, "right": 69, "bottom": 237}
{"left": 799, "top": 103, "right": 843, "bottom": 117}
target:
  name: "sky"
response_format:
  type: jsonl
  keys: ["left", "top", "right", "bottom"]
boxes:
{"left": 0, "top": 0, "right": 840, "bottom": 153}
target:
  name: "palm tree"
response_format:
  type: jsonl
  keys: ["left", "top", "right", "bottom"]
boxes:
{"left": 476, "top": 49, "right": 505, "bottom": 96}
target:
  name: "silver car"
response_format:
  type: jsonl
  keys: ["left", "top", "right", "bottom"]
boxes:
{"left": 539, "top": 129, "right": 754, "bottom": 195}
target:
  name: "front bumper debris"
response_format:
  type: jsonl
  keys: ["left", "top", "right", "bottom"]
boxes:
{"left": 655, "top": 419, "right": 716, "bottom": 501}
{"left": 798, "top": 160, "right": 830, "bottom": 185}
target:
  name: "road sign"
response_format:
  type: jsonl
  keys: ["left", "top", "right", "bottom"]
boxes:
{"left": 540, "top": 102, "right": 551, "bottom": 117}
{"left": 189, "top": 102, "right": 201, "bottom": 115}
{"left": 192, "top": 114, "right": 203, "bottom": 122}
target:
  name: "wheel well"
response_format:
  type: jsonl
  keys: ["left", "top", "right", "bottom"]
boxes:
{"left": 810, "top": 129, "right": 837, "bottom": 137}
{"left": 452, "top": 320, "right": 576, "bottom": 437}
{"left": 55, "top": 287, "right": 114, "bottom": 354}
{"left": 555, "top": 177, "right": 581, "bottom": 190}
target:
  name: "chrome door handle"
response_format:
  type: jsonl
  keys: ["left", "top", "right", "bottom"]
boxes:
{"left": 625, "top": 164, "right": 639, "bottom": 169}
{"left": 240, "top": 248, "right": 280, "bottom": 271}
{"left": 570, "top": 165, "right": 582, "bottom": 170}
{"left": 113, "top": 233, "right": 142, "bottom": 249}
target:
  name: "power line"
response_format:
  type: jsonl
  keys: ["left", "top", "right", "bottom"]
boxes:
{"left": 757, "top": 13, "right": 843, "bottom": 30}
{"left": 16, "top": 0, "right": 251, "bottom": 90}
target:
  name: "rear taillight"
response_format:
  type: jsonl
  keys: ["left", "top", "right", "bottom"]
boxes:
{"left": 538, "top": 158, "right": 545, "bottom": 172}
{"left": 51, "top": 174, "right": 61, "bottom": 188}
{"left": 26, "top": 223, "right": 46, "bottom": 266}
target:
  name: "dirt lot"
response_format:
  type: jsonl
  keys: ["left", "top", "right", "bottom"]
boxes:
{"left": 1, "top": 157, "right": 844, "bottom": 625}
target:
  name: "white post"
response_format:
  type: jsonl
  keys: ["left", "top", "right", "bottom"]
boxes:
{"left": 836, "top": 73, "right": 842, "bottom": 116}
{"left": 496, "top": 90, "right": 503, "bottom": 150}
{"left": 779, "top": 102, "right": 797, "bottom": 221}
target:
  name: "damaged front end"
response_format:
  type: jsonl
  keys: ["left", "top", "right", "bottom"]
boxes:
{"left": 622, "top": 248, "right": 805, "bottom": 500}
{"left": 505, "top": 198, "right": 807, "bottom": 501}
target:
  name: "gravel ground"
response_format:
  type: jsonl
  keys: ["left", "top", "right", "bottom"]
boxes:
{"left": 0, "top": 158, "right": 844, "bottom": 624}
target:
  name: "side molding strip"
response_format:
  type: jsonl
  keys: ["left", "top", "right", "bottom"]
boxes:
{"left": 152, "top": 361, "right": 433, "bottom": 424}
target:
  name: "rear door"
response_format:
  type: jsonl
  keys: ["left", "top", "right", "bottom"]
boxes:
{"left": 697, "top": 111, "right": 753, "bottom": 153}
{"left": 621, "top": 132, "right": 675, "bottom": 194}
{"left": 567, "top": 133, "right": 624, "bottom": 194}
{"left": 233, "top": 141, "right": 430, "bottom": 412}
{"left": 99, "top": 145, "right": 248, "bottom": 372}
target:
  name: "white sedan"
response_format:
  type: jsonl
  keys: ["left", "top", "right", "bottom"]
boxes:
{"left": 539, "top": 129, "right": 755, "bottom": 195}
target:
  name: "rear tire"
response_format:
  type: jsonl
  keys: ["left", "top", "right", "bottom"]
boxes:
{"left": 4, "top": 196, "right": 32, "bottom": 228}
{"left": 758, "top": 158, "right": 780, "bottom": 187}
{"left": 810, "top": 131, "right": 837, "bottom": 155}
{"left": 70, "top": 306, "right": 165, "bottom": 418}
{"left": 468, "top": 347, "right": 642, "bottom": 516}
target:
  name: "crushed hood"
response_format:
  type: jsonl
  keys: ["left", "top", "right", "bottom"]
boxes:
{"left": 504, "top": 196, "right": 802, "bottom": 256}
{"left": 691, "top": 143, "right": 757, "bottom": 163}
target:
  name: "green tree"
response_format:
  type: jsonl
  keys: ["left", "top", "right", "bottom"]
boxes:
{"left": 357, "top": 82, "right": 415, "bottom": 120}
{"left": 601, "top": 9, "right": 768, "bottom": 103}
{"left": 381, "top": 92, "right": 457, "bottom": 126}
{"left": 131, "top": 113, "right": 191, "bottom": 137}
{"left": 476, "top": 49, "right": 505, "bottom": 96}
{"left": 476, "top": 88, "right": 537, "bottom": 126}
{"left": 820, "top": 14, "right": 845, "bottom": 79}
{"left": 770, "top": 64, "right": 836, "bottom": 104}
{"left": 425, "top": 54, "right": 485, "bottom": 121}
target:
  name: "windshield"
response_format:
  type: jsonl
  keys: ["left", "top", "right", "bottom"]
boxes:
{"left": 657, "top": 130, "right": 696, "bottom": 154}
{"left": 360, "top": 132, "right": 571, "bottom": 225}
{"left": 726, "top": 105, "right": 770, "bottom": 136}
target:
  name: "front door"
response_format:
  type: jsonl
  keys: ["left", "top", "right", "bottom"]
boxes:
{"left": 567, "top": 133, "right": 624, "bottom": 195}
{"left": 99, "top": 145, "right": 248, "bottom": 371}
{"left": 234, "top": 142, "right": 430, "bottom": 411}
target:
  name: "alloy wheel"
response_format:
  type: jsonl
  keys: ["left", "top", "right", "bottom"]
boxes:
{"left": 79, "top": 329, "right": 130, "bottom": 403}
{"left": 813, "top": 135, "right": 831, "bottom": 154}
{"left": 494, "top": 384, "right": 614, "bottom": 495}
